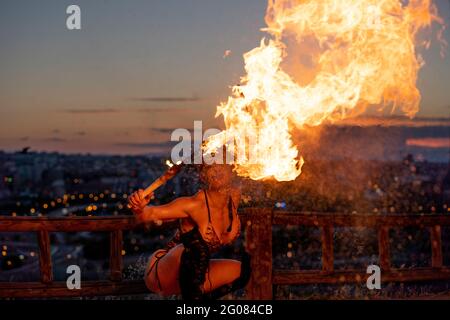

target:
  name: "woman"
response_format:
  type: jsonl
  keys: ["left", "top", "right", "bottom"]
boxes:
{"left": 128, "top": 163, "right": 251, "bottom": 300}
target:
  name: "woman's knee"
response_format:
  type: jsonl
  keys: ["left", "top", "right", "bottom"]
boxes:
{"left": 230, "top": 260, "right": 242, "bottom": 280}
{"left": 210, "top": 259, "right": 241, "bottom": 282}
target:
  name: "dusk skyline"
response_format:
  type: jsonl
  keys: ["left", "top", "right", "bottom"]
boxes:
{"left": 1, "top": 0, "right": 449, "bottom": 155}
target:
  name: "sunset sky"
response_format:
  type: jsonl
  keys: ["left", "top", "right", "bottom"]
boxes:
{"left": 1, "top": 0, "right": 449, "bottom": 155}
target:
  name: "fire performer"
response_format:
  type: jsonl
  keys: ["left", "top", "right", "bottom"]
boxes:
{"left": 128, "top": 162, "right": 251, "bottom": 300}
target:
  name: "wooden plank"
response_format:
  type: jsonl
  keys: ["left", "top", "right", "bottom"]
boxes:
{"left": 273, "top": 267, "right": 450, "bottom": 285}
{"left": 37, "top": 230, "right": 53, "bottom": 284}
{"left": 378, "top": 226, "right": 391, "bottom": 271}
{"left": 244, "top": 208, "right": 273, "bottom": 300}
{"left": 0, "top": 280, "right": 148, "bottom": 298}
{"left": 1, "top": 212, "right": 449, "bottom": 232}
{"left": 321, "top": 224, "right": 334, "bottom": 272}
{"left": 271, "top": 212, "right": 450, "bottom": 227}
{"left": 431, "top": 225, "right": 443, "bottom": 268}
{"left": 0, "top": 216, "right": 137, "bottom": 232}
{"left": 110, "top": 230, "right": 123, "bottom": 282}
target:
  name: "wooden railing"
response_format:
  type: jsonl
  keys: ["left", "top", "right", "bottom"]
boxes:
{"left": 0, "top": 216, "right": 147, "bottom": 298}
{"left": 243, "top": 209, "right": 450, "bottom": 299}
{"left": 0, "top": 210, "right": 449, "bottom": 299}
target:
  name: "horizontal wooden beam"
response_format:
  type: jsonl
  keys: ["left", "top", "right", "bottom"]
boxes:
{"left": 1, "top": 212, "right": 448, "bottom": 233}
{"left": 0, "top": 280, "right": 148, "bottom": 298}
{"left": 0, "top": 216, "right": 137, "bottom": 232}
{"left": 272, "top": 212, "right": 450, "bottom": 227}
{"left": 273, "top": 267, "right": 450, "bottom": 285}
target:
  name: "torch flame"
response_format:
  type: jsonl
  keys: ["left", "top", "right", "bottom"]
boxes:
{"left": 166, "top": 160, "right": 182, "bottom": 168}
{"left": 204, "top": 0, "right": 445, "bottom": 182}
{"left": 165, "top": 160, "right": 174, "bottom": 168}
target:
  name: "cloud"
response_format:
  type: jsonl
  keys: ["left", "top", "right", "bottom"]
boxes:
{"left": 150, "top": 127, "right": 194, "bottom": 134}
{"left": 43, "top": 137, "right": 67, "bottom": 142}
{"left": 64, "top": 108, "right": 118, "bottom": 114}
{"left": 114, "top": 130, "right": 130, "bottom": 137}
{"left": 114, "top": 141, "right": 176, "bottom": 149}
{"left": 130, "top": 96, "right": 200, "bottom": 103}
{"left": 151, "top": 128, "right": 176, "bottom": 134}
{"left": 335, "top": 115, "right": 450, "bottom": 127}
{"left": 406, "top": 138, "right": 450, "bottom": 149}
{"left": 136, "top": 107, "right": 194, "bottom": 113}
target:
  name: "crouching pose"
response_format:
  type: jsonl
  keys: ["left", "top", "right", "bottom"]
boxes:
{"left": 128, "top": 163, "right": 251, "bottom": 300}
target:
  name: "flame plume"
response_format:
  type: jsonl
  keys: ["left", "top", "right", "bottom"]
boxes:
{"left": 204, "top": 0, "right": 445, "bottom": 182}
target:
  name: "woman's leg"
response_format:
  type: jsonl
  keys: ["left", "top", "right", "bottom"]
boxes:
{"left": 144, "top": 244, "right": 185, "bottom": 296}
{"left": 146, "top": 246, "right": 251, "bottom": 299}
{"left": 178, "top": 257, "right": 241, "bottom": 300}
{"left": 202, "top": 259, "right": 242, "bottom": 293}
{"left": 203, "top": 251, "right": 252, "bottom": 300}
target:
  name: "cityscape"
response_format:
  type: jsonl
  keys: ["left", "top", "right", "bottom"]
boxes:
{"left": 0, "top": 144, "right": 448, "bottom": 298}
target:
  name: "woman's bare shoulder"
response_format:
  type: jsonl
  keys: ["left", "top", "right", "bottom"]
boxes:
{"left": 163, "top": 191, "right": 204, "bottom": 217}
{"left": 191, "top": 189, "right": 206, "bottom": 200}
{"left": 182, "top": 191, "right": 206, "bottom": 210}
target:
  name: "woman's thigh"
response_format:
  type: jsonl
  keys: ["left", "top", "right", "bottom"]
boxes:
{"left": 145, "top": 244, "right": 185, "bottom": 295}
{"left": 203, "top": 259, "right": 242, "bottom": 293}
{"left": 145, "top": 248, "right": 242, "bottom": 296}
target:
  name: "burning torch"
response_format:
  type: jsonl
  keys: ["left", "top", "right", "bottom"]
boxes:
{"left": 127, "top": 159, "right": 184, "bottom": 211}
{"left": 142, "top": 160, "right": 184, "bottom": 198}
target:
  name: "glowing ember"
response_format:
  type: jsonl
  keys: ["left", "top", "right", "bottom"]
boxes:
{"left": 223, "top": 50, "right": 232, "bottom": 58}
{"left": 165, "top": 159, "right": 182, "bottom": 168}
{"left": 166, "top": 160, "right": 174, "bottom": 168}
{"left": 204, "top": 0, "right": 445, "bottom": 182}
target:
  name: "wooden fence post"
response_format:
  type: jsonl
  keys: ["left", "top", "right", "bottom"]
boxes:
{"left": 244, "top": 208, "right": 273, "bottom": 300}
{"left": 37, "top": 230, "right": 53, "bottom": 284}
{"left": 378, "top": 226, "right": 391, "bottom": 271}
{"left": 321, "top": 224, "right": 334, "bottom": 273}
{"left": 110, "top": 230, "right": 123, "bottom": 282}
{"left": 431, "top": 225, "right": 443, "bottom": 269}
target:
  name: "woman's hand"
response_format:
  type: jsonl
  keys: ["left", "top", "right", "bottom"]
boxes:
{"left": 128, "top": 189, "right": 153, "bottom": 222}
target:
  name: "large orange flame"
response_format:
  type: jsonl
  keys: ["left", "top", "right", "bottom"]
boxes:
{"left": 204, "top": 0, "right": 445, "bottom": 181}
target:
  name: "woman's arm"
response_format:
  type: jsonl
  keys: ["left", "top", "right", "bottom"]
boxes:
{"left": 142, "top": 197, "right": 194, "bottom": 222}
{"left": 128, "top": 189, "right": 195, "bottom": 224}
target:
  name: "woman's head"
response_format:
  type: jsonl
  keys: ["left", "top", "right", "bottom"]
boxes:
{"left": 200, "top": 163, "right": 233, "bottom": 190}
